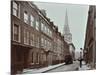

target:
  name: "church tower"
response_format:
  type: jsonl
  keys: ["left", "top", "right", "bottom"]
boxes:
{"left": 63, "top": 9, "right": 72, "bottom": 44}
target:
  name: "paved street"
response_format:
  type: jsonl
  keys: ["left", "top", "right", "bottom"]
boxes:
{"left": 44, "top": 61, "right": 79, "bottom": 73}
{"left": 22, "top": 61, "right": 90, "bottom": 74}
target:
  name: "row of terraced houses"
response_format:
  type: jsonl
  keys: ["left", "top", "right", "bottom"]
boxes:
{"left": 11, "top": 1, "right": 70, "bottom": 74}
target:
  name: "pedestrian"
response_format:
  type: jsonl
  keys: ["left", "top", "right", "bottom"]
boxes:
{"left": 79, "top": 57, "right": 82, "bottom": 68}
{"left": 79, "top": 51, "right": 83, "bottom": 68}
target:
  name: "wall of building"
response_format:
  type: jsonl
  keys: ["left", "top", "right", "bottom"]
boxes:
{"left": 84, "top": 5, "right": 96, "bottom": 69}
{"left": 69, "top": 44, "right": 75, "bottom": 60}
{"left": 11, "top": 1, "right": 70, "bottom": 74}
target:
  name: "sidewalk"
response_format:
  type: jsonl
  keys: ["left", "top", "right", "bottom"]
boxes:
{"left": 22, "top": 63, "right": 65, "bottom": 74}
{"left": 78, "top": 61, "right": 91, "bottom": 70}
{"left": 78, "top": 65, "right": 91, "bottom": 70}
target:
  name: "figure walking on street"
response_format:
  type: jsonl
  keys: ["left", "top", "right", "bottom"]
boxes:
{"left": 79, "top": 48, "right": 83, "bottom": 68}
{"left": 79, "top": 57, "right": 82, "bottom": 68}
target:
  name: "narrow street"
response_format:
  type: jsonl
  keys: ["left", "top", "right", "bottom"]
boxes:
{"left": 22, "top": 61, "right": 91, "bottom": 74}
{"left": 44, "top": 61, "right": 79, "bottom": 73}
{"left": 9, "top": 1, "right": 96, "bottom": 74}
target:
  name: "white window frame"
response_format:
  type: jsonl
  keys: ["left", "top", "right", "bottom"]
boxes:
{"left": 47, "top": 28, "right": 49, "bottom": 35}
{"left": 30, "top": 33, "right": 34, "bottom": 46}
{"left": 49, "top": 30, "right": 52, "bottom": 37}
{"left": 41, "top": 37, "right": 44, "bottom": 48}
{"left": 36, "top": 36, "right": 39, "bottom": 48}
{"left": 44, "top": 39, "right": 47, "bottom": 49}
{"left": 36, "top": 21, "right": 39, "bottom": 30}
{"left": 45, "top": 26, "right": 48, "bottom": 35}
{"left": 30, "top": 15, "right": 34, "bottom": 27}
{"left": 41, "top": 23, "right": 44, "bottom": 31}
{"left": 24, "top": 11, "right": 28, "bottom": 24}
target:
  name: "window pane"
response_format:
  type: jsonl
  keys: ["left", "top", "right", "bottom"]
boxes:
{"left": 13, "top": 2, "right": 17, "bottom": 9}
{"left": 36, "top": 21, "right": 39, "bottom": 30}
{"left": 36, "top": 53, "right": 39, "bottom": 63}
{"left": 24, "top": 29, "right": 27, "bottom": 44}
{"left": 30, "top": 15, "right": 34, "bottom": 26}
{"left": 32, "top": 52, "right": 34, "bottom": 63}
{"left": 13, "top": 9, "right": 17, "bottom": 16}
{"left": 30, "top": 33, "right": 34, "bottom": 46}
{"left": 14, "top": 25, "right": 18, "bottom": 34}
{"left": 24, "top": 12, "right": 28, "bottom": 23}
{"left": 13, "top": 1, "right": 19, "bottom": 17}
{"left": 44, "top": 26, "right": 46, "bottom": 33}
{"left": 27, "top": 32, "right": 29, "bottom": 44}
{"left": 41, "top": 23, "right": 44, "bottom": 31}
{"left": 14, "top": 24, "right": 19, "bottom": 41}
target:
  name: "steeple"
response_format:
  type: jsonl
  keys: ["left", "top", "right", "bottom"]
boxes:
{"left": 63, "top": 9, "right": 72, "bottom": 44}
{"left": 63, "top": 9, "right": 70, "bottom": 35}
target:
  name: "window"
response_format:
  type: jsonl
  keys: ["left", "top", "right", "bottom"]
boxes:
{"left": 30, "top": 15, "right": 34, "bottom": 27}
{"left": 44, "top": 26, "right": 46, "bottom": 33}
{"left": 24, "top": 29, "right": 29, "bottom": 45}
{"left": 16, "top": 49, "right": 22, "bottom": 61}
{"left": 13, "top": 1, "right": 19, "bottom": 17}
{"left": 49, "top": 30, "right": 52, "bottom": 37}
{"left": 36, "top": 21, "right": 39, "bottom": 30}
{"left": 41, "top": 23, "right": 44, "bottom": 31}
{"left": 41, "top": 37, "right": 44, "bottom": 48}
{"left": 47, "top": 28, "right": 49, "bottom": 35}
{"left": 45, "top": 26, "right": 48, "bottom": 34}
{"left": 44, "top": 39, "right": 47, "bottom": 49}
{"left": 36, "top": 37, "right": 39, "bottom": 48}
{"left": 31, "top": 52, "right": 34, "bottom": 63}
{"left": 30, "top": 33, "right": 34, "bottom": 46}
{"left": 24, "top": 11, "right": 28, "bottom": 24}
{"left": 38, "top": 37, "right": 40, "bottom": 48}
{"left": 36, "top": 53, "right": 39, "bottom": 64}
{"left": 49, "top": 42, "right": 51, "bottom": 50}
{"left": 47, "top": 41, "right": 50, "bottom": 50}
{"left": 13, "top": 24, "right": 20, "bottom": 42}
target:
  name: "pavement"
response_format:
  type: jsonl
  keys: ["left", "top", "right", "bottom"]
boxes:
{"left": 22, "top": 63, "right": 65, "bottom": 74}
{"left": 78, "top": 61, "right": 91, "bottom": 70}
{"left": 21, "top": 61, "right": 90, "bottom": 74}
{"left": 46, "top": 61, "right": 79, "bottom": 73}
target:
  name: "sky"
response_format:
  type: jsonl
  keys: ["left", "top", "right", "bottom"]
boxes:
{"left": 34, "top": 2, "right": 89, "bottom": 51}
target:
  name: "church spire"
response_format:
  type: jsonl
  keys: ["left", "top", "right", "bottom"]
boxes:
{"left": 63, "top": 9, "right": 72, "bottom": 44}
{"left": 63, "top": 9, "right": 70, "bottom": 35}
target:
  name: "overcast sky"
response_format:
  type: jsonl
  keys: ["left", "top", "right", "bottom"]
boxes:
{"left": 34, "top": 2, "right": 89, "bottom": 51}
